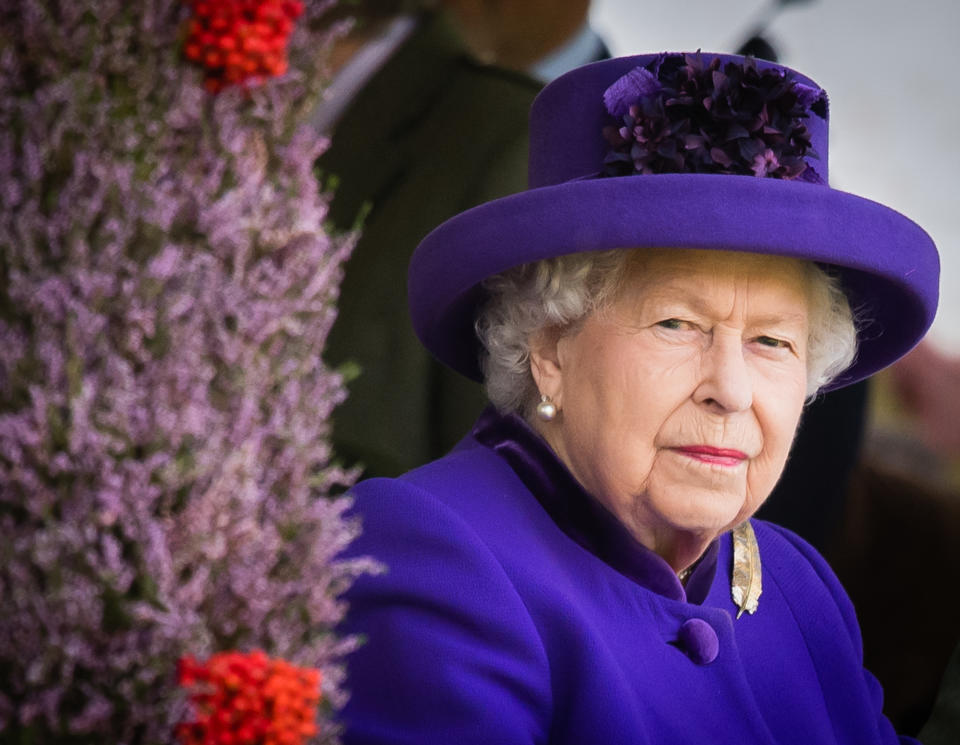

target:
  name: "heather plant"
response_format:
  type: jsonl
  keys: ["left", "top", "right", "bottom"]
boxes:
{"left": 0, "top": 1, "right": 376, "bottom": 742}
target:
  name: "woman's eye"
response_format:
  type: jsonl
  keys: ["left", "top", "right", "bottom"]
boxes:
{"left": 756, "top": 335, "right": 790, "bottom": 349}
{"left": 656, "top": 318, "right": 686, "bottom": 330}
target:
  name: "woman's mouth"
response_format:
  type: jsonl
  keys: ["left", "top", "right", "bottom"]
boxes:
{"left": 672, "top": 446, "right": 749, "bottom": 467}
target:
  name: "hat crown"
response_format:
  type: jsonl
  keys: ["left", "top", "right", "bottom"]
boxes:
{"left": 528, "top": 52, "right": 830, "bottom": 188}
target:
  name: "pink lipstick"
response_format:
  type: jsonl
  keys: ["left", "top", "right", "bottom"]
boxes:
{"left": 673, "top": 446, "right": 748, "bottom": 467}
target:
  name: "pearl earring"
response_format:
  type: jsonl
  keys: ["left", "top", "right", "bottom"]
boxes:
{"left": 536, "top": 394, "right": 557, "bottom": 422}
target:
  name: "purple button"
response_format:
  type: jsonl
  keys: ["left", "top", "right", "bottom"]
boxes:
{"left": 678, "top": 618, "right": 719, "bottom": 665}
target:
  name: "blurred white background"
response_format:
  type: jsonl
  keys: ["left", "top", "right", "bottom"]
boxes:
{"left": 591, "top": 0, "right": 959, "bottom": 352}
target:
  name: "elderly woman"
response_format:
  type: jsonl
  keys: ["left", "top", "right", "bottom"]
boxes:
{"left": 336, "top": 53, "right": 939, "bottom": 744}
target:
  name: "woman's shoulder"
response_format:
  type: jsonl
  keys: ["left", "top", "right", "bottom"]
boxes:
{"left": 342, "top": 440, "right": 547, "bottom": 626}
{"left": 350, "top": 438, "right": 547, "bottom": 539}
{"left": 345, "top": 438, "right": 562, "bottom": 570}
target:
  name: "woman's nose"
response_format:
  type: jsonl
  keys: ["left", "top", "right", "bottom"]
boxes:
{"left": 693, "top": 333, "right": 753, "bottom": 413}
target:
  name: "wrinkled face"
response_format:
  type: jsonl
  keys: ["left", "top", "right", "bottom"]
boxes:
{"left": 532, "top": 249, "right": 810, "bottom": 566}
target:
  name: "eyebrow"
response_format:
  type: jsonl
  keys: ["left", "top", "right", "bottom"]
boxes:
{"left": 641, "top": 285, "right": 809, "bottom": 327}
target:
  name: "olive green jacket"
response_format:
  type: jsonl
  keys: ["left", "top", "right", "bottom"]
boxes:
{"left": 319, "top": 14, "right": 540, "bottom": 477}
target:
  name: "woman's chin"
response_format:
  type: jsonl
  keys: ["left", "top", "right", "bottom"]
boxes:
{"left": 642, "top": 486, "right": 753, "bottom": 542}
{"left": 641, "top": 462, "right": 756, "bottom": 535}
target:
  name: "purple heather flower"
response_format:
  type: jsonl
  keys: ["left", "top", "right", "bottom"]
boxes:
{"left": 0, "top": 1, "right": 377, "bottom": 742}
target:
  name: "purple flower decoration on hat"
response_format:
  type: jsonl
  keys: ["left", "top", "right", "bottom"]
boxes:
{"left": 601, "top": 53, "right": 827, "bottom": 182}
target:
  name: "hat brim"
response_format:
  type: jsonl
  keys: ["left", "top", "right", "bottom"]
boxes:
{"left": 408, "top": 173, "right": 939, "bottom": 392}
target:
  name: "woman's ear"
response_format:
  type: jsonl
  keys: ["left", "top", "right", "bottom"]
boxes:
{"left": 529, "top": 326, "right": 564, "bottom": 408}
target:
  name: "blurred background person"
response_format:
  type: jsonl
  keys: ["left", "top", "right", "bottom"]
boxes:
{"left": 314, "top": 1, "right": 541, "bottom": 477}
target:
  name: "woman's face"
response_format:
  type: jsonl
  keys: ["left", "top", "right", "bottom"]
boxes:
{"left": 531, "top": 249, "right": 811, "bottom": 570}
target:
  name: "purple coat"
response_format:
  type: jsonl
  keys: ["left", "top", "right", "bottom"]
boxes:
{"left": 337, "top": 411, "right": 914, "bottom": 744}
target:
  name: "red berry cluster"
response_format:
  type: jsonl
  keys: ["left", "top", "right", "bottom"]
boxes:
{"left": 176, "top": 650, "right": 322, "bottom": 745}
{"left": 184, "top": 0, "right": 304, "bottom": 93}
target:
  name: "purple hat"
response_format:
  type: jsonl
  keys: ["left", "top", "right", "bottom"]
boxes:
{"left": 408, "top": 52, "right": 939, "bottom": 390}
